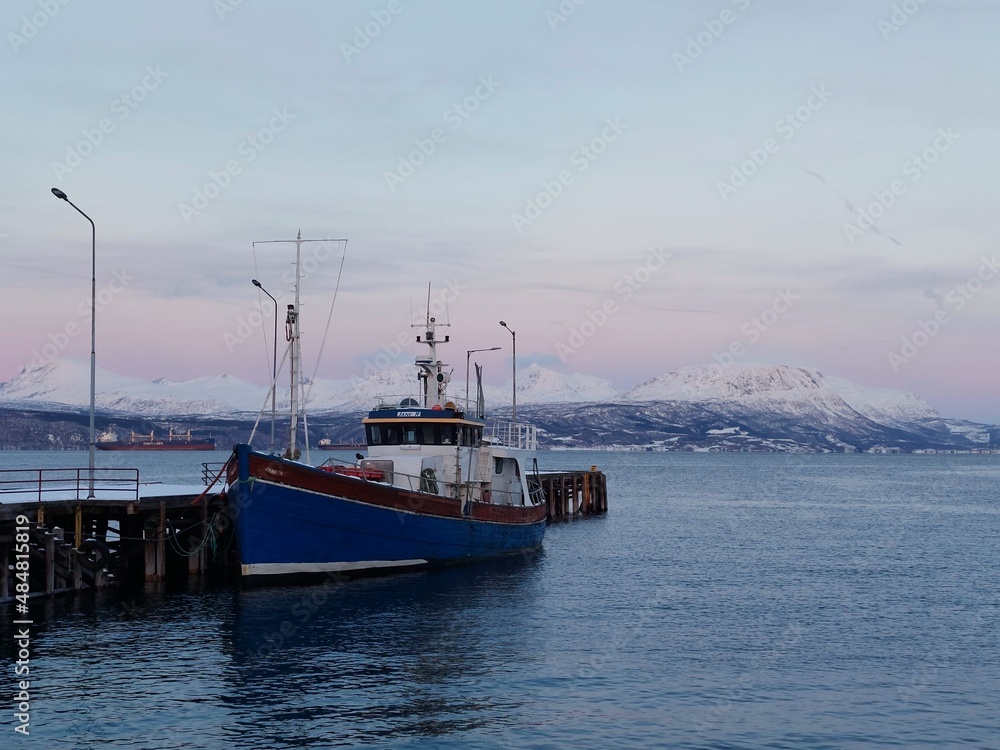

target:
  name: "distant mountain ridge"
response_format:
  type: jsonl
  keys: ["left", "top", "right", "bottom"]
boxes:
{"left": 0, "top": 359, "right": 995, "bottom": 452}
{"left": 0, "top": 359, "right": 622, "bottom": 415}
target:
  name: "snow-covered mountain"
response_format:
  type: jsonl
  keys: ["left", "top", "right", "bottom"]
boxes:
{"left": 624, "top": 364, "right": 834, "bottom": 403}
{"left": 623, "top": 364, "right": 940, "bottom": 422}
{"left": 824, "top": 376, "right": 939, "bottom": 425}
{"left": 0, "top": 359, "right": 259, "bottom": 415}
{"left": 0, "top": 359, "right": 621, "bottom": 415}
{"left": 1, "top": 359, "right": 993, "bottom": 452}
{"left": 500, "top": 363, "right": 620, "bottom": 404}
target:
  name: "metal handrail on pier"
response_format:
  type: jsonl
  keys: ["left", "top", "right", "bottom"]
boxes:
{"left": 0, "top": 467, "right": 140, "bottom": 503}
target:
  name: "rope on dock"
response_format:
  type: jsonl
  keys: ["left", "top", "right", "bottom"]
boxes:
{"left": 166, "top": 512, "right": 222, "bottom": 558}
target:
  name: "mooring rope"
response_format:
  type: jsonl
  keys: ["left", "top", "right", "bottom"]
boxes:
{"left": 166, "top": 511, "right": 222, "bottom": 558}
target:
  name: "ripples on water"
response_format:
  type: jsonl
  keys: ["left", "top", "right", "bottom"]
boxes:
{"left": 3, "top": 452, "right": 999, "bottom": 748}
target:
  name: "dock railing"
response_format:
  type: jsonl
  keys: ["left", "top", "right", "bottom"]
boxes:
{"left": 0, "top": 467, "right": 140, "bottom": 503}
{"left": 202, "top": 462, "right": 230, "bottom": 486}
{"left": 488, "top": 421, "right": 538, "bottom": 451}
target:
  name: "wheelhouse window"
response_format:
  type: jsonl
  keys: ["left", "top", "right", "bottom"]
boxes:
{"left": 366, "top": 421, "right": 480, "bottom": 446}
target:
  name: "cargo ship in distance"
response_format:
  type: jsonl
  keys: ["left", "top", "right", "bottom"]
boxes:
{"left": 317, "top": 438, "right": 365, "bottom": 451}
{"left": 96, "top": 429, "right": 217, "bottom": 451}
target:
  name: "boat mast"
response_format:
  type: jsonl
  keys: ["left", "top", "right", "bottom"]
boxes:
{"left": 291, "top": 231, "right": 305, "bottom": 458}
{"left": 286, "top": 301, "right": 299, "bottom": 458}
{"left": 413, "top": 283, "right": 450, "bottom": 408}
{"left": 251, "top": 230, "right": 347, "bottom": 460}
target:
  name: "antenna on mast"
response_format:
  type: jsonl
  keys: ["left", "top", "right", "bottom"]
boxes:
{"left": 252, "top": 231, "right": 348, "bottom": 462}
{"left": 411, "top": 283, "right": 451, "bottom": 408}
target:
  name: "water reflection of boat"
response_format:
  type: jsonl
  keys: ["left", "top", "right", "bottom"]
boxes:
{"left": 221, "top": 554, "right": 544, "bottom": 741}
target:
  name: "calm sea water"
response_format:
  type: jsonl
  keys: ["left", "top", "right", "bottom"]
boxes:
{"left": 3, "top": 450, "right": 999, "bottom": 749}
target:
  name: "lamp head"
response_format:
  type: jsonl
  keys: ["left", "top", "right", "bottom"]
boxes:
{"left": 252, "top": 279, "right": 262, "bottom": 288}
{"left": 499, "top": 320, "right": 507, "bottom": 328}
{"left": 51, "top": 187, "right": 68, "bottom": 200}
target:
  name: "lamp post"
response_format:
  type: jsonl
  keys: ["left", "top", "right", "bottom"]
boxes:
{"left": 252, "top": 279, "right": 278, "bottom": 451}
{"left": 499, "top": 321, "right": 516, "bottom": 422}
{"left": 466, "top": 346, "right": 501, "bottom": 410}
{"left": 51, "top": 187, "right": 96, "bottom": 498}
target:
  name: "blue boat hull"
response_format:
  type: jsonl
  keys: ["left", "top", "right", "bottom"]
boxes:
{"left": 227, "top": 445, "right": 547, "bottom": 580}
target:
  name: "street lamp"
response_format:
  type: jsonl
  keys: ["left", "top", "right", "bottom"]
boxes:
{"left": 466, "top": 346, "right": 501, "bottom": 412}
{"left": 499, "top": 321, "right": 516, "bottom": 422}
{"left": 51, "top": 187, "right": 96, "bottom": 498}
{"left": 252, "top": 279, "right": 278, "bottom": 452}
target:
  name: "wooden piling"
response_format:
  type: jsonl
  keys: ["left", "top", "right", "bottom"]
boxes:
{"left": 1, "top": 470, "right": 229, "bottom": 603}
{"left": 144, "top": 528, "right": 158, "bottom": 583}
{"left": 157, "top": 500, "right": 166, "bottom": 581}
{"left": 0, "top": 542, "right": 8, "bottom": 600}
{"left": 538, "top": 468, "right": 608, "bottom": 521}
{"left": 44, "top": 531, "right": 55, "bottom": 595}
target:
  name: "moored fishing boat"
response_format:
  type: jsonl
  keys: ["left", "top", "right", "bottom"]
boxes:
{"left": 224, "top": 243, "right": 546, "bottom": 582}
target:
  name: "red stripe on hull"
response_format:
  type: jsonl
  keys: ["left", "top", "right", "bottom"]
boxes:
{"left": 231, "top": 451, "right": 546, "bottom": 526}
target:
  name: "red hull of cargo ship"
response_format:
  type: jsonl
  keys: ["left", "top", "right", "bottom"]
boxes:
{"left": 96, "top": 440, "right": 217, "bottom": 451}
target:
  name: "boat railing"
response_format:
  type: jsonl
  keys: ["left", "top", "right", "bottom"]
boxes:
{"left": 334, "top": 466, "right": 534, "bottom": 506}
{"left": 372, "top": 394, "right": 475, "bottom": 413}
{"left": 527, "top": 478, "right": 546, "bottom": 506}
{"left": 0, "top": 467, "right": 140, "bottom": 503}
{"left": 488, "top": 421, "right": 538, "bottom": 451}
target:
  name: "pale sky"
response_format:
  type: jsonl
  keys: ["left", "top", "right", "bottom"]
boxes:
{"left": 3, "top": 1, "right": 999, "bottom": 421}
